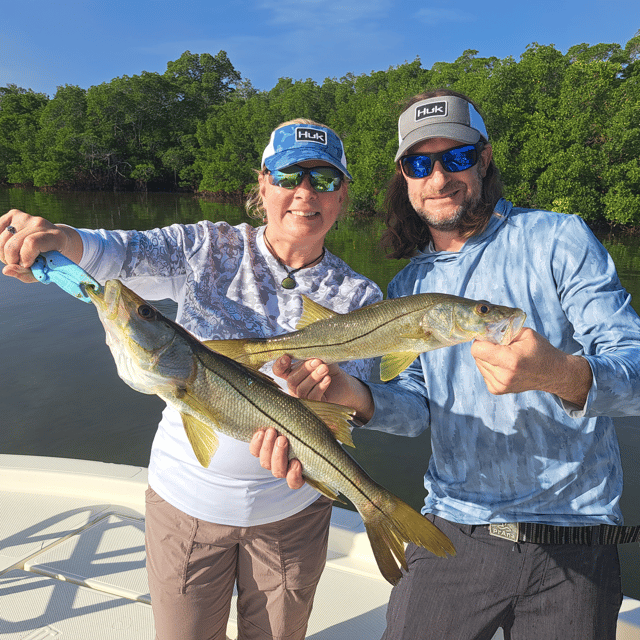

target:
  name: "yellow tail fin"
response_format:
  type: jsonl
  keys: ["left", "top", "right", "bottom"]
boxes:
{"left": 362, "top": 496, "right": 455, "bottom": 585}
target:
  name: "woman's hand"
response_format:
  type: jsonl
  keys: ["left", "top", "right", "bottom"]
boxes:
{"left": 250, "top": 355, "right": 376, "bottom": 489}
{"left": 273, "top": 355, "right": 375, "bottom": 421}
{"left": 0, "top": 209, "right": 83, "bottom": 282}
{"left": 249, "top": 428, "right": 305, "bottom": 490}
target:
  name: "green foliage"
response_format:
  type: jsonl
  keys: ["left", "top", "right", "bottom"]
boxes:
{"left": 34, "top": 85, "right": 88, "bottom": 186}
{"left": 0, "top": 85, "right": 49, "bottom": 184}
{"left": 2, "top": 34, "right": 640, "bottom": 226}
{"left": 196, "top": 93, "right": 274, "bottom": 194}
{"left": 164, "top": 50, "right": 241, "bottom": 118}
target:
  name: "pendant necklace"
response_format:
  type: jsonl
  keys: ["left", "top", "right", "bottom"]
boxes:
{"left": 263, "top": 232, "right": 325, "bottom": 290}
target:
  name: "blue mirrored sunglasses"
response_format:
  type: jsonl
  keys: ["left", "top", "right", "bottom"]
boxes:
{"left": 400, "top": 143, "right": 483, "bottom": 179}
{"left": 269, "top": 165, "right": 344, "bottom": 192}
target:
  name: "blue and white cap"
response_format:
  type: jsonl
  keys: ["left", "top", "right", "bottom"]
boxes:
{"left": 395, "top": 95, "right": 489, "bottom": 161}
{"left": 261, "top": 123, "right": 352, "bottom": 180}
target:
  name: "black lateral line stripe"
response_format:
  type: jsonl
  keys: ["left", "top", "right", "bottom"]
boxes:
{"left": 243, "top": 308, "right": 421, "bottom": 358}
{"left": 197, "top": 350, "right": 381, "bottom": 509}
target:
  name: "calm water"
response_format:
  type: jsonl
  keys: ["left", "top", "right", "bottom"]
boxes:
{"left": 1, "top": 187, "right": 639, "bottom": 596}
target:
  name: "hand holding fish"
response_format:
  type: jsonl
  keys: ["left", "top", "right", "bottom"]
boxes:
{"left": 0, "top": 209, "right": 83, "bottom": 282}
{"left": 253, "top": 357, "right": 342, "bottom": 491}
{"left": 273, "top": 354, "right": 375, "bottom": 422}
{"left": 250, "top": 427, "right": 305, "bottom": 490}
{"left": 273, "top": 355, "right": 335, "bottom": 401}
{"left": 255, "top": 355, "right": 377, "bottom": 490}
{"left": 471, "top": 327, "right": 593, "bottom": 406}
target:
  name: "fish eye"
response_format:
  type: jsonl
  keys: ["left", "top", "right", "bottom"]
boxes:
{"left": 476, "top": 303, "right": 491, "bottom": 315}
{"left": 137, "top": 304, "right": 156, "bottom": 319}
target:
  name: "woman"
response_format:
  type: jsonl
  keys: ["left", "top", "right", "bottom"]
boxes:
{"left": 0, "top": 119, "right": 382, "bottom": 640}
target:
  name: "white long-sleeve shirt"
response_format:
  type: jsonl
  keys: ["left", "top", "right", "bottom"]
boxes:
{"left": 78, "top": 221, "right": 382, "bottom": 525}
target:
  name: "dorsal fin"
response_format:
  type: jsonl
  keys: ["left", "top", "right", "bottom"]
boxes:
{"left": 296, "top": 295, "right": 340, "bottom": 329}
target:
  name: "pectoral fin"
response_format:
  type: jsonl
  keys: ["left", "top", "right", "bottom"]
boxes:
{"left": 300, "top": 399, "right": 355, "bottom": 447}
{"left": 180, "top": 412, "right": 219, "bottom": 467}
{"left": 174, "top": 387, "right": 225, "bottom": 467}
{"left": 380, "top": 352, "right": 419, "bottom": 381}
{"left": 296, "top": 295, "right": 340, "bottom": 329}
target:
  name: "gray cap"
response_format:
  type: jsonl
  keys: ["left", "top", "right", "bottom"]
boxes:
{"left": 395, "top": 95, "right": 489, "bottom": 161}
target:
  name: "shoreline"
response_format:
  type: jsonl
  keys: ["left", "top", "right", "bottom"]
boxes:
{"left": 2, "top": 184, "right": 639, "bottom": 233}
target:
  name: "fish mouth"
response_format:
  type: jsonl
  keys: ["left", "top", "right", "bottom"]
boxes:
{"left": 85, "top": 282, "right": 101, "bottom": 303}
{"left": 86, "top": 279, "right": 122, "bottom": 320}
{"left": 486, "top": 311, "right": 527, "bottom": 345}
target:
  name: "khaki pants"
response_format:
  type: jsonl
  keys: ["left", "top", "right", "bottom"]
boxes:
{"left": 145, "top": 486, "right": 332, "bottom": 640}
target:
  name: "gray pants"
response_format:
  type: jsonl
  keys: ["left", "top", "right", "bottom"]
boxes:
{"left": 382, "top": 515, "right": 623, "bottom": 640}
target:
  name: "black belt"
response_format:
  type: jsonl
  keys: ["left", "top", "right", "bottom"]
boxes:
{"left": 486, "top": 522, "right": 640, "bottom": 545}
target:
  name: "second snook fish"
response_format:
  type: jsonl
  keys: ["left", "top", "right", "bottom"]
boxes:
{"left": 208, "top": 293, "right": 527, "bottom": 381}
{"left": 87, "top": 280, "right": 456, "bottom": 586}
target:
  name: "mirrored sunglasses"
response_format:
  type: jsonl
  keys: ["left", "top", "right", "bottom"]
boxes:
{"left": 400, "top": 143, "right": 483, "bottom": 179}
{"left": 269, "top": 165, "right": 344, "bottom": 192}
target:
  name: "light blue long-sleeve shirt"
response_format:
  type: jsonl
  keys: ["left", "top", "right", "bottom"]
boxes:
{"left": 364, "top": 199, "right": 640, "bottom": 526}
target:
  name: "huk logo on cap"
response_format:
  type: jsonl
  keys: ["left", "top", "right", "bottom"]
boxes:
{"left": 296, "top": 127, "right": 327, "bottom": 145}
{"left": 415, "top": 101, "right": 447, "bottom": 122}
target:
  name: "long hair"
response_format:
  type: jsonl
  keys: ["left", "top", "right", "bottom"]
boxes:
{"left": 381, "top": 89, "right": 504, "bottom": 259}
{"left": 245, "top": 118, "right": 349, "bottom": 221}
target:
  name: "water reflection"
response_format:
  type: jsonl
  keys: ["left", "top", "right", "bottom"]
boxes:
{"left": 1, "top": 187, "right": 639, "bottom": 597}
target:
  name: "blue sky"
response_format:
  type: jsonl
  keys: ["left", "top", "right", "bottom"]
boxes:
{"left": 2, "top": 0, "right": 638, "bottom": 98}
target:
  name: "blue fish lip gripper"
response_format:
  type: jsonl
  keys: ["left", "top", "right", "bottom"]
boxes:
{"left": 30, "top": 251, "right": 102, "bottom": 303}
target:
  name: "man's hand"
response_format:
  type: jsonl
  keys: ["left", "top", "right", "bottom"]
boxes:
{"left": 272, "top": 356, "right": 340, "bottom": 402}
{"left": 471, "top": 327, "right": 593, "bottom": 407}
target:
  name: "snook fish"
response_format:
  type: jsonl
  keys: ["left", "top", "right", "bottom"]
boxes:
{"left": 87, "top": 280, "right": 455, "bottom": 585}
{"left": 207, "top": 294, "right": 527, "bottom": 381}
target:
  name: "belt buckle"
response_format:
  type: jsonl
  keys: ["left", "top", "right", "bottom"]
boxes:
{"left": 489, "top": 523, "right": 520, "bottom": 542}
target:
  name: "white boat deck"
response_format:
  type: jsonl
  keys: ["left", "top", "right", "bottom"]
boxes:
{"left": 1, "top": 454, "right": 639, "bottom": 639}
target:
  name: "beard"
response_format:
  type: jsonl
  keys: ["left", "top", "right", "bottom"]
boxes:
{"left": 409, "top": 166, "right": 484, "bottom": 233}
{"left": 414, "top": 193, "right": 480, "bottom": 232}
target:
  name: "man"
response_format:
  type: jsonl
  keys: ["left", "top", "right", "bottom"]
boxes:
{"left": 252, "top": 89, "right": 640, "bottom": 639}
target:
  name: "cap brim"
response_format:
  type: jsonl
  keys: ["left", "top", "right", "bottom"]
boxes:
{"left": 395, "top": 124, "right": 483, "bottom": 161}
{"left": 264, "top": 148, "right": 353, "bottom": 181}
